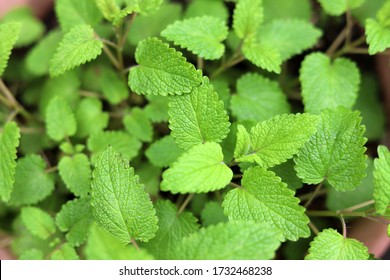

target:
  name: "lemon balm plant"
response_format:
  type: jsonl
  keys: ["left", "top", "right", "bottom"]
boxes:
{"left": 0, "top": 0, "right": 390, "bottom": 260}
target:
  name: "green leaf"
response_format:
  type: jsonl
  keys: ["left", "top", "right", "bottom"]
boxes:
{"left": 295, "top": 108, "right": 367, "bottom": 191}
{"left": 242, "top": 38, "right": 282, "bottom": 73}
{"left": 56, "top": 198, "right": 93, "bottom": 247}
{"left": 84, "top": 223, "right": 154, "bottom": 260}
{"left": 129, "top": 37, "right": 202, "bottom": 96}
{"left": 263, "top": 0, "right": 312, "bottom": 22}
{"left": 96, "top": 0, "right": 120, "bottom": 23}
{"left": 10, "top": 155, "right": 55, "bottom": 206}
{"left": 91, "top": 147, "right": 158, "bottom": 243}
{"left": 124, "top": 0, "right": 163, "bottom": 16}
{"left": 50, "top": 24, "right": 103, "bottom": 77}
{"left": 51, "top": 243, "right": 79, "bottom": 260}
{"left": 75, "top": 98, "right": 109, "bottom": 138}
{"left": 233, "top": 0, "right": 263, "bottom": 39}
{"left": 175, "top": 221, "right": 282, "bottom": 260}
{"left": 142, "top": 200, "right": 199, "bottom": 260}
{"left": 135, "top": 163, "right": 160, "bottom": 196}
{"left": 45, "top": 96, "right": 77, "bottom": 141}
{"left": 19, "top": 249, "right": 44, "bottom": 260}
{"left": 0, "top": 22, "right": 22, "bottom": 76}
{"left": 25, "top": 30, "right": 62, "bottom": 76}
{"left": 144, "top": 95, "right": 169, "bottom": 122}
{"left": 123, "top": 108, "right": 153, "bottom": 142}
{"left": 352, "top": 0, "right": 385, "bottom": 26}
{"left": 256, "top": 19, "right": 322, "bottom": 61}
{"left": 87, "top": 130, "right": 141, "bottom": 162}
{"left": 318, "top": 0, "right": 365, "bottom": 16}
{"left": 0, "top": 122, "right": 20, "bottom": 202}
{"left": 184, "top": 0, "right": 229, "bottom": 21}
{"left": 100, "top": 67, "right": 129, "bottom": 104}
{"left": 235, "top": 113, "right": 319, "bottom": 168}
{"left": 223, "top": 167, "right": 310, "bottom": 241}
{"left": 161, "top": 142, "right": 233, "bottom": 194}
{"left": 201, "top": 201, "right": 228, "bottom": 227}
{"left": 306, "top": 228, "right": 369, "bottom": 260}
{"left": 58, "top": 154, "right": 91, "bottom": 197}
{"left": 300, "top": 52, "right": 360, "bottom": 114}
{"left": 230, "top": 73, "right": 290, "bottom": 123}
{"left": 373, "top": 145, "right": 390, "bottom": 214}
{"left": 20, "top": 207, "right": 56, "bottom": 239}
{"left": 162, "top": 16, "right": 228, "bottom": 60}
{"left": 271, "top": 159, "right": 303, "bottom": 190}
{"left": 55, "top": 0, "right": 102, "bottom": 32}
{"left": 1, "top": 7, "right": 45, "bottom": 47}
{"left": 145, "top": 135, "right": 184, "bottom": 168}
{"left": 365, "top": 18, "right": 390, "bottom": 55}
{"left": 168, "top": 77, "right": 230, "bottom": 150}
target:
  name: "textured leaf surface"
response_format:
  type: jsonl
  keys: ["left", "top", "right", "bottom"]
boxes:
{"left": 145, "top": 135, "right": 184, "bottom": 168}
{"left": 257, "top": 19, "right": 322, "bottom": 61}
{"left": 143, "top": 200, "right": 199, "bottom": 260}
{"left": 96, "top": 0, "right": 120, "bottom": 22}
{"left": 235, "top": 113, "right": 319, "bottom": 168}
{"left": 58, "top": 154, "right": 91, "bottom": 197}
{"left": 231, "top": 73, "right": 290, "bottom": 123}
{"left": 21, "top": 207, "right": 56, "bottom": 239}
{"left": 223, "top": 167, "right": 310, "bottom": 241}
{"left": 175, "top": 221, "right": 282, "bottom": 260}
{"left": 50, "top": 24, "right": 103, "bottom": 77}
{"left": 87, "top": 130, "right": 141, "bottom": 162}
{"left": 162, "top": 16, "right": 228, "bottom": 60}
{"left": 45, "top": 96, "right": 77, "bottom": 141}
{"left": 75, "top": 98, "right": 109, "bottom": 138}
{"left": 51, "top": 243, "right": 79, "bottom": 260}
{"left": 201, "top": 201, "right": 228, "bottom": 227}
{"left": 295, "top": 108, "right": 367, "bottom": 191}
{"left": 129, "top": 37, "right": 202, "bottom": 96}
{"left": 0, "top": 22, "right": 22, "bottom": 76}
{"left": 0, "top": 122, "right": 20, "bottom": 202}
{"left": 55, "top": 0, "right": 102, "bottom": 32}
{"left": 373, "top": 145, "right": 390, "bottom": 214}
{"left": 91, "top": 147, "right": 158, "bottom": 243}
{"left": 169, "top": 77, "right": 230, "bottom": 150}
{"left": 365, "top": 19, "right": 390, "bottom": 55}
{"left": 161, "top": 142, "right": 233, "bottom": 194}
{"left": 242, "top": 38, "right": 281, "bottom": 73}
{"left": 123, "top": 108, "right": 153, "bottom": 142}
{"left": 9, "top": 155, "right": 55, "bottom": 206}
{"left": 318, "top": 0, "right": 365, "bottom": 16}
{"left": 84, "top": 223, "right": 154, "bottom": 260}
{"left": 306, "top": 229, "right": 369, "bottom": 260}
{"left": 100, "top": 67, "right": 129, "bottom": 104}
{"left": 300, "top": 52, "right": 360, "bottom": 114}
{"left": 233, "top": 0, "right": 263, "bottom": 39}
{"left": 56, "top": 198, "right": 93, "bottom": 246}
{"left": 125, "top": 0, "right": 163, "bottom": 16}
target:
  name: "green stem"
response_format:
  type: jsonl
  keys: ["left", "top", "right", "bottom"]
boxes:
{"left": 177, "top": 193, "right": 194, "bottom": 215}
{"left": 102, "top": 43, "right": 121, "bottom": 70}
{"left": 45, "top": 166, "right": 58, "bottom": 174}
{"left": 210, "top": 55, "right": 245, "bottom": 79}
{"left": 339, "top": 215, "right": 347, "bottom": 238}
{"left": 131, "top": 238, "right": 140, "bottom": 251}
{"left": 0, "top": 79, "right": 33, "bottom": 120}
{"left": 229, "top": 182, "right": 242, "bottom": 188}
{"left": 306, "top": 210, "right": 366, "bottom": 217}
{"left": 326, "top": 27, "right": 347, "bottom": 57}
{"left": 197, "top": 56, "right": 204, "bottom": 70}
{"left": 304, "top": 182, "right": 323, "bottom": 208}
{"left": 308, "top": 221, "right": 319, "bottom": 235}
{"left": 342, "top": 199, "right": 375, "bottom": 212}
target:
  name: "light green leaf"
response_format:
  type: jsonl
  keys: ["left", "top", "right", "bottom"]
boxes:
{"left": 263, "top": 0, "right": 312, "bottom": 22}
{"left": 235, "top": 113, "right": 319, "bottom": 168}
{"left": 20, "top": 207, "right": 56, "bottom": 239}
{"left": 1, "top": 7, "right": 44, "bottom": 47}
{"left": 271, "top": 159, "right": 303, "bottom": 190}
{"left": 129, "top": 37, "right": 202, "bottom": 96}
{"left": 162, "top": 16, "right": 228, "bottom": 60}
{"left": 124, "top": 0, "right": 163, "bottom": 16}
{"left": 388, "top": 225, "right": 390, "bottom": 237}
{"left": 169, "top": 77, "right": 230, "bottom": 150}
{"left": 300, "top": 52, "right": 360, "bottom": 114}
{"left": 96, "top": 0, "right": 120, "bottom": 22}
{"left": 0, "top": 122, "right": 20, "bottom": 202}
{"left": 230, "top": 73, "right": 290, "bottom": 123}
{"left": 50, "top": 24, "right": 103, "bottom": 77}
{"left": 223, "top": 167, "right": 310, "bottom": 241}
{"left": 161, "top": 142, "right": 233, "bottom": 194}
{"left": 55, "top": 0, "right": 102, "bottom": 32}
{"left": 145, "top": 135, "right": 184, "bottom": 168}
{"left": 56, "top": 198, "right": 93, "bottom": 247}
{"left": 352, "top": 0, "right": 385, "bottom": 26}
{"left": 234, "top": 124, "right": 252, "bottom": 160}
{"left": 242, "top": 38, "right": 281, "bottom": 73}
{"left": 201, "top": 201, "right": 228, "bottom": 227}
{"left": 75, "top": 98, "right": 109, "bottom": 138}
{"left": 19, "top": 249, "right": 44, "bottom": 260}
{"left": 233, "top": 0, "right": 263, "bottom": 39}
{"left": 123, "top": 108, "right": 153, "bottom": 142}
{"left": 143, "top": 200, "right": 199, "bottom": 260}
{"left": 257, "top": 19, "right": 322, "bottom": 61}
{"left": 10, "top": 155, "right": 55, "bottom": 206}
{"left": 144, "top": 95, "right": 169, "bottom": 122}
{"left": 175, "top": 221, "right": 282, "bottom": 260}
{"left": 365, "top": 19, "right": 390, "bottom": 55}
{"left": 318, "top": 0, "right": 365, "bottom": 16}
{"left": 0, "top": 22, "right": 22, "bottom": 76}
{"left": 58, "top": 154, "right": 91, "bottom": 197}
{"left": 51, "top": 243, "right": 79, "bottom": 260}
{"left": 373, "top": 145, "right": 390, "bottom": 214}
{"left": 87, "top": 130, "right": 141, "bottom": 162}
{"left": 295, "top": 108, "right": 367, "bottom": 191}
{"left": 45, "top": 96, "right": 77, "bottom": 141}
{"left": 25, "top": 30, "right": 62, "bottom": 76}
{"left": 91, "top": 147, "right": 158, "bottom": 243}
{"left": 100, "top": 67, "right": 129, "bottom": 104}
{"left": 306, "top": 228, "right": 369, "bottom": 260}
{"left": 84, "top": 223, "right": 154, "bottom": 260}
{"left": 185, "top": 0, "right": 229, "bottom": 21}
{"left": 135, "top": 162, "right": 160, "bottom": 196}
